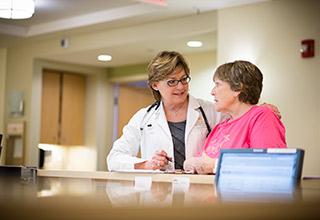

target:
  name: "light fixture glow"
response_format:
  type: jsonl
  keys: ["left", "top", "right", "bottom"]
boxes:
{"left": 0, "top": 0, "right": 35, "bottom": 19}
{"left": 187, "top": 41, "right": 203, "bottom": 48}
{"left": 98, "top": 54, "right": 112, "bottom": 62}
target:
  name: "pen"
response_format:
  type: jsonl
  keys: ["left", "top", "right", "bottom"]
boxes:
{"left": 165, "top": 155, "right": 173, "bottom": 162}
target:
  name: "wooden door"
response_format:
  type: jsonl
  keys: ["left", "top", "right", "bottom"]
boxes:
{"left": 118, "top": 85, "right": 154, "bottom": 137}
{"left": 61, "top": 73, "right": 86, "bottom": 145}
{"left": 40, "top": 71, "right": 60, "bottom": 144}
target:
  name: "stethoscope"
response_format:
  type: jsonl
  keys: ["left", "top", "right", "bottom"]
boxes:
{"left": 140, "top": 101, "right": 212, "bottom": 137}
{"left": 139, "top": 101, "right": 160, "bottom": 132}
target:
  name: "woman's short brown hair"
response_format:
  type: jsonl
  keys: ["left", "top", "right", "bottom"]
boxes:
{"left": 147, "top": 51, "right": 190, "bottom": 101}
{"left": 214, "top": 60, "right": 263, "bottom": 105}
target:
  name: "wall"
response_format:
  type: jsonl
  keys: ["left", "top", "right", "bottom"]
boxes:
{"left": 0, "top": 48, "right": 6, "bottom": 132}
{"left": 96, "top": 72, "right": 114, "bottom": 171}
{"left": 186, "top": 51, "right": 217, "bottom": 101}
{"left": 0, "top": 48, "right": 6, "bottom": 164}
{"left": 217, "top": 0, "right": 320, "bottom": 176}
{"left": 108, "top": 63, "right": 149, "bottom": 82}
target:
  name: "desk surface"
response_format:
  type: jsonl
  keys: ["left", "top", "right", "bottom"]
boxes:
{"left": 37, "top": 169, "right": 215, "bottom": 184}
{"left": 1, "top": 169, "right": 320, "bottom": 220}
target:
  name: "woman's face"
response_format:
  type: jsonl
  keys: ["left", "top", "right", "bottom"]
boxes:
{"left": 211, "top": 78, "right": 240, "bottom": 113}
{"left": 152, "top": 68, "right": 189, "bottom": 106}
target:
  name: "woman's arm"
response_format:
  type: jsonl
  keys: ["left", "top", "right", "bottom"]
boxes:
{"left": 183, "top": 154, "right": 216, "bottom": 174}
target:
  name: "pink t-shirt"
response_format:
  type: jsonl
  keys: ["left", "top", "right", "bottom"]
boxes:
{"left": 203, "top": 105, "right": 287, "bottom": 158}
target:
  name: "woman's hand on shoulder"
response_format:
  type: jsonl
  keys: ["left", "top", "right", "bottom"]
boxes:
{"left": 260, "top": 103, "right": 281, "bottom": 119}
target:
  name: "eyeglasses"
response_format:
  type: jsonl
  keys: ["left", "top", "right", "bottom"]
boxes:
{"left": 166, "top": 75, "right": 191, "bottom": 87}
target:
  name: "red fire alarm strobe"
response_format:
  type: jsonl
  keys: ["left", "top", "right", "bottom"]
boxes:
{"left": 300, "top": 39, "right": 315, "bottom": 58}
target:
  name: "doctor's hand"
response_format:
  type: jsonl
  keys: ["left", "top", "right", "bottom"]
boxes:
{"left": 261, "top": 103, "right": 281, "bottom": 119}
{"left": 134, "top": 150, "right": 171, "bottom": 170}
{"left": 152, "top": 150, "right": 172, "bottom": 170}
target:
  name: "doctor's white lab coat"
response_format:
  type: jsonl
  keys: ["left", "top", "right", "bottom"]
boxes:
{"left": 107, "top": 95, "right": 221, "bottom": 171}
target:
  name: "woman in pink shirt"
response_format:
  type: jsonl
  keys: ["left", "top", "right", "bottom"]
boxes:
{"left": 184, "top": 60, "right": 287, "bottom": 174}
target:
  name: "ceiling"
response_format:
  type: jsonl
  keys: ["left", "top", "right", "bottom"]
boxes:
{"left": 0, "top": 0, "right": 267, "bottom": 67}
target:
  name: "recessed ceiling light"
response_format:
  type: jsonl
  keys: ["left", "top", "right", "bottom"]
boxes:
{"left": 98, "top": 54, "right": 112, "bottom": 62}
{"left": 0, "top": 0, "right": 35, "bottom": 19}
{"left": 187, "top": 41, "right": 203, "bottom": 48}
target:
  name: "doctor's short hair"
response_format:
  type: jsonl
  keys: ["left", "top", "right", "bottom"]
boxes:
{"left": 214, "top": 60, "right": 263, "bottom": 105}
{"left": 147, "top": 51, "right": 190, "bottom": 101}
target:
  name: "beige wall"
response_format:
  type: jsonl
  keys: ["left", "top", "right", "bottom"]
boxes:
{"left": 186, "top": 51, "right": 217, "bottom": 101}
{"left": 6, "top": 47, "right": 35, "bottom": 165}
{"left": 217, "top": 0, "right": 320, "bottom": 176}
{"left": 0, "top": 48, "right": 6, "bottom": 132}
{"left": 0, "top": 48, "right": 6, "bottom": 164}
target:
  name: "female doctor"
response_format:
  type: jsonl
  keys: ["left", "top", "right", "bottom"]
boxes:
{"left": 107, "top": 51, "right": 218, "bottom": 171}
{"left": 107, "top": 51, "right": 280, "bottom": 171}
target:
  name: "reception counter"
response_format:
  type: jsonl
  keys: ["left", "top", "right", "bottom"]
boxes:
{"left": 37, "top": 169, "right": 214, "bottom": 184}
{"left": 1, "top": 169, "right": 320, "bottom": 219}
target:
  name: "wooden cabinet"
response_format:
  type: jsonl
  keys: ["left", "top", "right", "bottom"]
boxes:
{"left": 40, "top": 71, "right": 60, "bottom": 144}
{"left": 40, "top": 70, "right": 86, "bottom": 145}
{"left": 60, "top": 73, "right": 86, "bottom": 145}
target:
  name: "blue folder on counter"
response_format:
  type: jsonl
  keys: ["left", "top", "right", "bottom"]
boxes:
{"left": 215, "top": 148, "right": 304, "bottom": 201}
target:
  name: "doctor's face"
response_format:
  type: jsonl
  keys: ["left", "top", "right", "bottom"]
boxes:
{"left": 152, "top": 68, "right": 190, "bottom": 106}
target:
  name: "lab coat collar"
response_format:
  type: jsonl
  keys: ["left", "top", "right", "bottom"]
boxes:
{"left": 188, "top": 95, "right": 201, "bottom": 110}
{"left": 185, "top": 95, "right": 201, "bottom": 144}
{"left": 155, "top": 102, "right": 172, "bottom": 138}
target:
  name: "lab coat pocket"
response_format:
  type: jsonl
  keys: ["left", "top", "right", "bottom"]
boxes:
{"left": 143, "top": 124, "right": 155, "bottom": 134}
